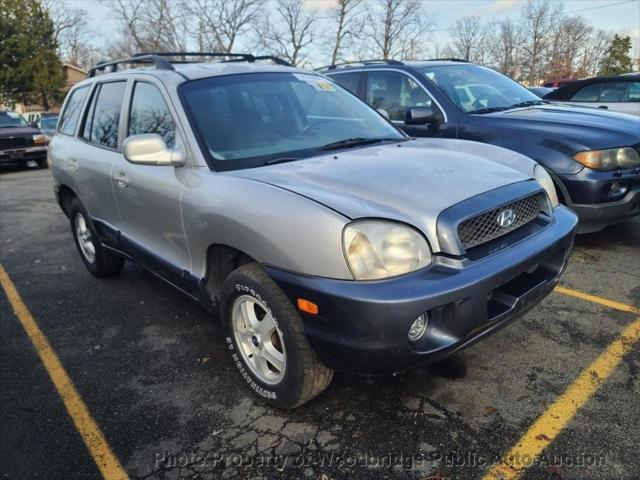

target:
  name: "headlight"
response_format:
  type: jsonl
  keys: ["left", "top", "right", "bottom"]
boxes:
{"left": 32, "top": 134, "right": 47, "bottom": 145}
{"left": 342, "top": 220, "right": 431, "bottom": 280}
{"left": 573, "top": 147, "right": 640, "bottom": 170}
{"left": 534, "top": 164, "right": 559, "bottom": 208}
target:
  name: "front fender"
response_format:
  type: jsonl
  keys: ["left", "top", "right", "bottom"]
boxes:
{"left": 182, "top": 168, "right": 353, "bottom": 280}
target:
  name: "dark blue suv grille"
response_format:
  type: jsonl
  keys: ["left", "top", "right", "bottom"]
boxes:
{"left": 458, "top": 193, "right": 544, "bottom": 250}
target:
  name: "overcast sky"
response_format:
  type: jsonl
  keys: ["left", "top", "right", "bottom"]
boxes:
{"left": 65, "top": 0, "right": 640, "bottom": 60}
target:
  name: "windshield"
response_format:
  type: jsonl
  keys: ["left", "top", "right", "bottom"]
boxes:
{"left": 0, "top": 111, "right": 28, "bottom": 127}
{"left": 419, "top": 65, "right": 542, "bottom": 114}
{"left": 180, "top": 72, "right": 404, "bottom": 170}
{"left": 40, "top": 117, "right": 58, "bottom": 130}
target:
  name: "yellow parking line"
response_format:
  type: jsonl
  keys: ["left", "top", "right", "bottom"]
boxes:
{"left": 0, "top": 265, "right": 128, "bottom": 480}
{"left": 555, "top": 286, "right": 640, "bottom": 315}
{"left": 483, "top": 316, "right": 640, "bottom": 480}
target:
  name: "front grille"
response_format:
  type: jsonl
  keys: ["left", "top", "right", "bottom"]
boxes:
{"left": 0, "top": 137, "right": 28, "bottom": 149}
{"left": 458, "top": 194, "right": 543, "bottom": 250}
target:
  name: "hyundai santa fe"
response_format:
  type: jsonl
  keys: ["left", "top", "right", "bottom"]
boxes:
{"left": 49, "top": 53, "right": 578, "bottom": 408}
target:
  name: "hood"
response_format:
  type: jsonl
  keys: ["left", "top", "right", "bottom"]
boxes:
{"left": 0, "top": 126, "right": 40, "bottom": 138}
{"left": 480, "top": 104, "right": 640, "bottom": 149}
{"left": 230, "top": 139, "right": 533, "bottom": 250}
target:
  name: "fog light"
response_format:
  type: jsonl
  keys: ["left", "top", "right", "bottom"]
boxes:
{"left": 607, "top": 181, "right": 627, "bottom": 198}
{"left": 408, "top": 313, "right": 428, "bottom": 341}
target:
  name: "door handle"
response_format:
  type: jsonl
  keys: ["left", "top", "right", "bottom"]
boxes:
{"left": 114, "top": 171, "right": 129, "bottom": 188}
{"left": 598, "top": 105, "right": 608, "bottom": 109}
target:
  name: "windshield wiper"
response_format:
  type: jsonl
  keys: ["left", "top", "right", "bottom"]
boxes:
{"left": 317, "top": 137, "right": 397, "bottom": 151}
{"left": 507, "top": 100, "right": 548, "bottom": 109}
{"left": 0, "top": 125, "right": 22, "bottom": 128}
{"left": 265, "top": 157, "right": 301, "bottom": 165}
{"left": 468, "top": 106, "right": 511, "bottom": 114}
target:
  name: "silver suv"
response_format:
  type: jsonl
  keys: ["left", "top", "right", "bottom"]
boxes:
{"left": 49, "top": 53, "right": 578, "bottom": 408}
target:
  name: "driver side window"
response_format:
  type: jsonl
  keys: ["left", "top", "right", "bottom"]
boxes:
{"left": 365, "top": 71, "right": 431, "bottom": 121}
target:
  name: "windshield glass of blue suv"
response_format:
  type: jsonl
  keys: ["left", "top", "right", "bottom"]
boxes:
{"left": 420, "top": 64, "right": 542, "bottom": 113}
{"left": 180, "top": 72, "right": 405, "bottom": 169}
{"left": 0, "top": 111, "right": 29, "bottom": 127}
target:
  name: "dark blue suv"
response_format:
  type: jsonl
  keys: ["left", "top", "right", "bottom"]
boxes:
{"left": 322, "top": 59, "right": 640, "bottom": 233}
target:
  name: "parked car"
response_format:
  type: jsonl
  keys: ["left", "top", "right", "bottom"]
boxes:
{"left": 322, "top": 60, "right": 640, "bottom": 233}
{"left": 0, "top": 110, "right": 48, "bottom": 168}
{"left": 50, "top": 53, "right": 577, "bottom": 408}
{"left": 544, "top": 74, "right": 640, "bottom": 116}
{"left": 543, "top": 78, "right": 576, "bottom": 88}
{"left": 528, "top": 86, "right": 554, "bottom": 97}
{"left": 34, "top": 114, "right": 59, "bottom": 141}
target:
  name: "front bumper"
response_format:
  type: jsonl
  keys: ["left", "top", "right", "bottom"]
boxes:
{"left": 266, "top": 206, "right": 578, "bottom": 375}
{"left": 559, "top": 166, "right": 640, "bottom": 233}
{"left": 0, "top": 146, "right": 47, "bottom": 164}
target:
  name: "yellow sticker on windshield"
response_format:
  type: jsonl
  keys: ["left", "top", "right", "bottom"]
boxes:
{"left": 294, "top": 74, "right": 336, "bottom": 92}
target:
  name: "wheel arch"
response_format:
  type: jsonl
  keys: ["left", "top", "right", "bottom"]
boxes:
{"left": 202, "top": 244, "right": 257, "bottom": 308}
{"left": 57, "top": 184, "right": 79, "bottom": 218}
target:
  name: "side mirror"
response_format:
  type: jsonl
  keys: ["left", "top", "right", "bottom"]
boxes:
{"left": 405, "top": 106, "right": 441, "bottom": 126}
{"left": 122, "top": 134, "right": 185, "bottom": 166}
{"left": 377, "top": 108, "right": 390, "bottom": 120}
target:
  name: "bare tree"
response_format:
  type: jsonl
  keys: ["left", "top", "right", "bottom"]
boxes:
{"left": 257, "top": 0, "right": 318, "bottom": 66}
{"left": 486, "top": 19, "right": 524, "bottom": 78}
{"left": 519, "top": 0, "right": 562, "bottom": 85}
{"left": 448, "top": 16, "right": 486, "bottom": 62}
{"left": 42, "top": 0, "right": 84, "bottom": 44}
{"left": 546, "top": 15, "right": 592, "bottom": 79}
{"left": 109, "top": 0, "right": 189, "bottom": 58}
{"left": 575, "top": 29, "right": 612, "bottom": 77}
{"left": 365, "top": 0, "right": 432, "bottom": 60}
{"left": 327, "top": 0, "right": 363, "bottom": 65}
{"left": 188, "top": 0, "right": 263, "bottom": 53}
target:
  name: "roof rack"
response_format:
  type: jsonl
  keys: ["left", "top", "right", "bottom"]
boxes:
{"left": 88, "top": 51, "right": 292, "bottom": 78}
{"left": 136, "top": 52, "right": 292, "bottom": 66}
{"left": 87, "top": 55, "right": 174, "bottom": 78}
{"left": 315, "top": 59, "right": 404, "bottom": 72}
{"left": 419, "top": 58, "right": 470, "bottom": 63}
{"left": 222, "top": 55, "right": 292, "bottom": 67}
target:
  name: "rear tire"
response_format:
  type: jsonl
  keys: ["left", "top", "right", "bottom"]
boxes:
{"left": 221, "top": 262, "right": 333, "bottom": 409}
{"left": 69, "top": 198, "right": 124, "bottom": 277}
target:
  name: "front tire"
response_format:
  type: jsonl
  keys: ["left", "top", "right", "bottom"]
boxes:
{"left": 221, "top": 263, "right": 333, "bottom": 409}
{"left": 69, "top": 198, "right": 124, "bottom": 277}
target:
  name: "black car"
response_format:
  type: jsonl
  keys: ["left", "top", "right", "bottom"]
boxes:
{"left": 322, "top": 60, "right": 640, "bottom": 233}
{"left": 543, "top": 74, "right": 640, "bottom": 117}
{"left": 0, "top": 110, "right": 48, "bottom": 169}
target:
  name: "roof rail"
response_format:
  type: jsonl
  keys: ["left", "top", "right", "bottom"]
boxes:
{"left": 223, "top": 55, "right": 292, "bottom": 67}
{"left": 315, "top": 59, "right": 404, "bottom": 72}
{"left": 135, "top": 52, "right": 292, "bottom": 66}
{"left": 419, "top": 58, "right": 470, "bottom": 63}
{"left": 87, "top": 55, "right": 174, "bottom": 78}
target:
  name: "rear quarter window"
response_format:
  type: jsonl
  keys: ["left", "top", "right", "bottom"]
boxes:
{"left": 58, "top": 85, "right": 89, "bottom": 135}
{"left": 82, "top": 81, "right": 126, "bottom": 149}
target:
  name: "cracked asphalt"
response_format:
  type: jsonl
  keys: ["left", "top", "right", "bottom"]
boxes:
{"left": 1, "top": 166, "right": 639, "bottom": 480}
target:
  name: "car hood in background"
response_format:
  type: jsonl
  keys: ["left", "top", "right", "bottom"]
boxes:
{"left": 479, "top": 104, "right": 640, "bottom": 149}
{"left": 231, "top": 138, "right": 533, "bottom": 251}
{"left": 0, "top": 126, "right": 40, "bottom": 138}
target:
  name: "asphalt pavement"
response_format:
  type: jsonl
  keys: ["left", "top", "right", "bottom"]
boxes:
{"left": 1, "top": 166, "right": 639, "bottom": 480}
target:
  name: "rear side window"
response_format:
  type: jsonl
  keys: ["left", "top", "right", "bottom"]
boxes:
{"left": 629, "top": 82, "right": 640, "bottom": 102}
{"left": 128, "top": 82, "right": 176, "bottom": 148}
{"left": 600, "top": 82, "right": 629, "bottom": 102}
{"left": 330, "top": 72, "right": 361, "bottom": 95}
{"left": 572, "top": 83, "right": 601, "bottom": 102}
{"left": 58, "top": 86, "right": 89, "bottom": 135}
{"left": 82, "top": 82, "right": 126, "bottom": 149}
